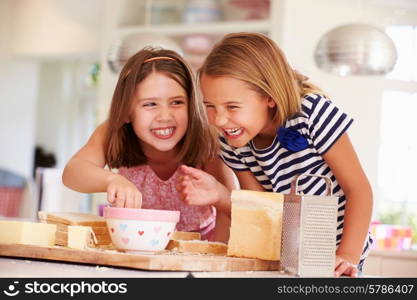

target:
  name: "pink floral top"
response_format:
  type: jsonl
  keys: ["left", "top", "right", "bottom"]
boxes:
{"left": 118, "top": 165, "right": 216, "bottom": 241}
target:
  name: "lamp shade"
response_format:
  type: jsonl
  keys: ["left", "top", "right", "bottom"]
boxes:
{"left": 314, "top": 24, "right": 397, "bottom": 76}
{"left": 107, "top": 33, "right": 183, "bottom": 73}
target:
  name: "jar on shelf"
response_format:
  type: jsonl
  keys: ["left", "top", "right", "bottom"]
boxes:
{"left": 182, "top": 0, "right": 222, "bottom": 24}
{"left": 151, "top": 0, "right": 186, "bottom": 25}
{"left": 221, "top": 0, "right": 270, "bottom": 21}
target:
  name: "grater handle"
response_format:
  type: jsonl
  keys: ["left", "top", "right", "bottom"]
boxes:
{"left": 291, "top": 173, "right": 333, "bottom": 196}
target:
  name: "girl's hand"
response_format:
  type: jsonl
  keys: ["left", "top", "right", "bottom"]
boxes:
{"left": 106, "top": 174, "right": 142, "bottom": 208}
{"left": 335, "top": 253, "right": 359, "bottom": 278}
{"left": 177, "top": 165, "right": 230, "bottom": 206}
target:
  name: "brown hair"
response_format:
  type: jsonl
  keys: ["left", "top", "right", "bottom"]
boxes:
{"left": 104, "top": 47, "right": 218, "bottom": 168}
{"left": 199, "top": 32, "right": 326, "bottom": 127}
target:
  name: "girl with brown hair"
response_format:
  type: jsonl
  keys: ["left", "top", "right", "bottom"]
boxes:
{"left": 63, "top": 47, "right": 236, "bottom": 241}
{"left": 177, "top": 32, "right": 373, "bottom": 276}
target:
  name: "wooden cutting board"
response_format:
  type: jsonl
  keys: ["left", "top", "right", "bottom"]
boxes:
{"left": 0, "top": 243, "right": 281, "bottom": 272}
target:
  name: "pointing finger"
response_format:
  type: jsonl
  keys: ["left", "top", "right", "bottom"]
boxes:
{"left": 107, "top": 188, "right": 116, "bottom": 205}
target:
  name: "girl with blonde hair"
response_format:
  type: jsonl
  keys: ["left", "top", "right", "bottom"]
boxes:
{"left": 177, "top": 32, "right": 373, "bottom": 276}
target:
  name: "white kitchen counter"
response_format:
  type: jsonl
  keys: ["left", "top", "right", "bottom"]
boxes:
{"left": 0, "top": 257, "right": 291, "bottom": 278}
{"left": 0, "top": 257, "right": 189, "bottom": 278}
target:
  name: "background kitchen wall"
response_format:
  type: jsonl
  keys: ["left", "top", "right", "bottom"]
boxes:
{"left": 0, "top": 0, "right": 104, "bottom": 216}
{"left": 0, "top": 0, "right": 416, "bottom": 257}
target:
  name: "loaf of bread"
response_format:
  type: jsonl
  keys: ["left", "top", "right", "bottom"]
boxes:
{"left": 166, "top": 240, "right": 228, "bottom": 255}
{"left": 227, "top": 190, "right": 284, "bottom": 261}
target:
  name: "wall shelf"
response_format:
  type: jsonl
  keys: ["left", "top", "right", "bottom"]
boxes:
{"left": 117, "top": 20, "right": 271, "bottom": 36}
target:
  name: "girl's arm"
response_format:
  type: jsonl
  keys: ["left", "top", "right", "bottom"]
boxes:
{"left": 62, "top": 122, "right": 109, "bottom": 192}
{"left": 178, "top": 159, "right": 265, "bottom": 212}
{"left": 322, "top": 132, "right": 373, "bottom": 277}
{"left": 202, "top": 156, "right": 239, "bottom": 213}
{"left": 178, "top": 157, "right": 238, "bottom": 214}
{"left": 62, "top": 122, "right": 141, "bottom": 208}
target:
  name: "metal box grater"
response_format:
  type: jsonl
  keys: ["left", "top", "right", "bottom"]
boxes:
{"left": 281, "top": 174, "right": 339, "bottom": 277}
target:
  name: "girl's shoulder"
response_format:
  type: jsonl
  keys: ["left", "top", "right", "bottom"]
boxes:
{"left": 301, "top": 93, "right": 333, "bottom": 115}
{"left": 292, "top": 93, "right": 339, "bottom": 121}
{"left": 287, "top": 93, "right": 345, "bottom": 129}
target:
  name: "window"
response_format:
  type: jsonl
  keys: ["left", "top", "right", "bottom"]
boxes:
{"left": 378, "top": 91, "right": 417, "bottom": 217}
{"left": 386, "top": 25, "right": 417, "bottom": 82}
{"left": 376, "top": 25, "right": 417, "bottom": 248}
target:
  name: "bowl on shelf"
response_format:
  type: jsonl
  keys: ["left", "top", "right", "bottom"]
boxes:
{"left": 103, "top": 206, "right": 180, "bottom": 251}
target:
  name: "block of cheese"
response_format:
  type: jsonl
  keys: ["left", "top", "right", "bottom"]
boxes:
{"left": 170, "top": 231, "right": 201, "bottom": 241}
{"left": 55, "top": 230, "right": 111, "bottom": 242}
{"left": 166, "top": 240, "right": 228, "bottom": 255}
{"left": 67, "top": 226, "right": 97, "bottom": 250}
{"left": 55, "top": 232, "right": 111, "bottom": 247}
{"left": 227, "top": 190, "right": 284, "bottom": 261}
{"left": 0, "top": 220, "right": 56, "bottom": 246}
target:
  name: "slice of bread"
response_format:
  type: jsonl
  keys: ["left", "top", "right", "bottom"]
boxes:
{"left": 227, "top": 190, "right": 284, "bottom": 261}
{"left": 170, "top": 231, "right": 201, "bottom": 241}
{"left": 166, "top": 240, "right": 228, "bottom": 255}
{"left": 38, "top": 211, "right": 111, "bottom": 247}
{"left": 38, "top": 211, "right": 106, "bottom": 226}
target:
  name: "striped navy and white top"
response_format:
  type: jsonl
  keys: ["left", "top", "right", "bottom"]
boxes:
{"left": 219, "top": 93, "right": 373, "bottom": 268}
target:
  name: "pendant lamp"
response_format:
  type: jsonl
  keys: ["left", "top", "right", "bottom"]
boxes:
{"left": 314, "top": 24, "right": 398, "bottom": 76}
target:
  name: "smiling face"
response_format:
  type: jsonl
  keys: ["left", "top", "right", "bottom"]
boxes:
{"left": 200, "top": 75, "right": 276, "bottom": 148}
{"left": 129, "top": 71, "right": 188, "bottom": 157}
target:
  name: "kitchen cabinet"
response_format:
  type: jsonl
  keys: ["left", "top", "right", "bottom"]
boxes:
{"left": 363, "top": 249, "right": 417, "bottom": 277}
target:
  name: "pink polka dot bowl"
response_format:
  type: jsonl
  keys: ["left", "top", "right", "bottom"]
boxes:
{"left": 103, "top": 206, "right": 180, "bottom": 251}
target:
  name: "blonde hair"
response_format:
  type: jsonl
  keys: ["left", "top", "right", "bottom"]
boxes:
{"left": 199, "top": 32, "right": 326, "bottom": 127}
{"left": 105, "top": 47, "right": 218, "bottom": 168}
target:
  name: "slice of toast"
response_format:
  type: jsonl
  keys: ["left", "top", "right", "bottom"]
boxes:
{"left": 169, "top": 231, "right": 201, "bottom": 241}
{"left": 166, "top": 240, "right": 228, "bottom": 255}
